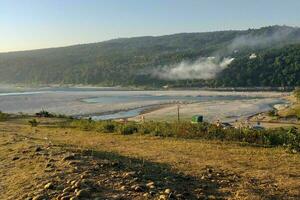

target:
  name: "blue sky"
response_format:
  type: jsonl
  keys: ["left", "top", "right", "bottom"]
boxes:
{"left": 1, "top": 0, "right": 300, "bottom": 52}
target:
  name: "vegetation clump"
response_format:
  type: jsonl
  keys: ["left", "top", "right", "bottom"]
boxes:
{"left": 0, "top": 111, "right": 9, "bottom": 121}
{"left": 294, "top": 87, "right": 300, "bottom": 101}
{"left": 119, "top": 123, "right": 139, "bottom": 135}
{"left": 28, "top": 119, "right": 39, "bottom": 127}
{"left": 68, "top": 119, "right": 300, "bottom": 152}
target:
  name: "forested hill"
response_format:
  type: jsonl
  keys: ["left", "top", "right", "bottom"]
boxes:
{"left": 0, "top": 25, "right": 300, "bottom": 87}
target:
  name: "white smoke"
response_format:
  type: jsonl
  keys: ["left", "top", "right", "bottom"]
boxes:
{"left": 229, "top": 26, "right": 299, "bottom": 50}
{"left": 152, "top": 57, "right": 234, "bottom": 80}
{"left": 150, "top": 26, "right": 299, "bottom": 81}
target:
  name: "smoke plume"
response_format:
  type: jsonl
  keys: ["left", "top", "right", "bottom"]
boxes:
{"left": 229, "top": 26, "right": 300, "bottom": 50}
{"left": 150, "top": 26, "right": 300, "bottom": 81}
{"left": 152, "top": 57, "right": 234, "bottom": 80}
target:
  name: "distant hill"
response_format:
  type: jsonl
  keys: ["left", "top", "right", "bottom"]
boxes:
{"left": 0, "top": 25, "right": 300, "bottom": 87}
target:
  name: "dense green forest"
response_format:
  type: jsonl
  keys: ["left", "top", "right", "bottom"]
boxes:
{"left": 0, "top": 25, "right": 299, "bottom": 87}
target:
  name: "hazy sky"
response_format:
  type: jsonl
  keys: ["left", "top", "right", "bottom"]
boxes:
{"left": 1, "top": 0, "right": 300, "bottom": 52}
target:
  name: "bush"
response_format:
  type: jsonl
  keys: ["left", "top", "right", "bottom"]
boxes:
{"left": 66, "top": 118, "right": 300, "bottom": 151}
{"left": 28, "top": 119, "right": 39, "bottom": 127}
{"left": 119, "top": 123, "right": 138, "bottom": 135}
{"left": 294, "top": 87, "right": 300, "bottom": 101}
{"left": 99, "top": 121, "right": 117, "bottom": 133}
{"left": 36, "top": 110, "right": 54, "bottom": 117}
{"left": 267, "top": 110, "right": 277, "bottom": 117}
{"left": 0, "top": 111, "right": 9, "bottom": 121}
{"left": 70, "top": 119, "right": 96, "bottom": 131}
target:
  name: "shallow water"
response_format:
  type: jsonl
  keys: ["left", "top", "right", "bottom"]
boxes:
{"left": 0, "top": 87, "right": 288, "bottom": 121}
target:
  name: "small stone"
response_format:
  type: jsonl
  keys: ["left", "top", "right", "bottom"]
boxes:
{"left": 197, "top": 194, "right": 206, "bottom": 200}
{"left": 111, "top": 194, "right": 123, "bottom": 199}
{"left": 131, "top": 184, "right": 144, "bottom": 192}
{"left": 207, "top": 195, "right": 216, "bottom": 200}
{"left": 207, "top": 168, "right": 213, "bottom": 173}
{"left": 120, "top": 186, "right": 126, "bottom": 191}
{"left": 146, "top": 181, "right": 155, "bottom": 187}
{"left": 76, "top": 189, "right": 90, "bottom": 198}
{"left": 63, "top": 187, "right": 73, "bottom": 193}
{"left": 143, "top": 193, "right": 149, "bottom": 197}
{"left": 44, "top": 182, "right": 54, "bottom": 189}
{"left": 159, "top": 194, "right": 167, "bottom": 200}
{"left": 291, "top": 149, "right": 298, "bottom": 154}
{"left": 207, "top": 174, "right": 212, "bottom": 179}
{"left": 149, "top": 185, "right": 155, "bottom": 189}
{"left": 164, "top": 188, "right": 171, "bottom": 194}
{"left": 80, "top": 174, "right": 88, "bottom": 179}
{"left": 123, "top": 171, "right": 136, "bottom": 178}
{"left": 70, "top": 180, "right": 77, "bottom": 186}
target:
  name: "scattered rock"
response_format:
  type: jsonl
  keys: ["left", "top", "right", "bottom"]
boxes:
{"left": 207, "top": 168, "right": 213, "bottom": 173}
{"left": 159, "top": 194, "right": 167, "bottom": 200}
{"left": 146, "top": 181, "right": 155, "bottom": 187}
{"left": 164, "top": 188, "right": 172, "bottom": 194}
{"left": 207, "top": 195, "right": 216, "bottom": 200}
{"left": 120, "top": 186, "right": 127, "bottom": 191}
{"left": 131, "top": 184, "right": 144, "bottom": 192}
{"left": 123, "top": 171, "right": 136, "bottom": 178}
{"left": 44, "top": 182, "right": 54, "bottom": 190}
{"left": 111, "top": 194, "right": 123, "bottom": 199}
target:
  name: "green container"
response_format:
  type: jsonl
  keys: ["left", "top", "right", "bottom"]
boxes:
{"left": 191, "top": 115, "right": 203, "bottom": 123}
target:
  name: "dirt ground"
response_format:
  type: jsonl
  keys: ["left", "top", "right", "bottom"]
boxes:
{"left": 0, "top": 118, "right": 299, "bottom": 200}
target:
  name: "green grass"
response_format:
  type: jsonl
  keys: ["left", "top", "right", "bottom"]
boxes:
{"left": 0, "top": 111, "right": 9, "bottom": 121}
{"left": 66, "top": 119, "right": 300, "bottom": 152}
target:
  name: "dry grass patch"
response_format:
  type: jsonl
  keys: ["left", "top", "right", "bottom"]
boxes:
{"left": 0, "top": 119, "right": 299, "bottom": 199}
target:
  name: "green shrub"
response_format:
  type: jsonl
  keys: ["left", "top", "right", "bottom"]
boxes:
{"left": 28, "top": 119, "right": 39, "bottom": 127}
{"left": 70, "top": 119, "right": 96, "bottom": 131}
{"left": 0, "top": 111, "right": 9, "bottom": 121}
{"left": 119, "top": 123, "right": 138, "bottom": 135}
{"left": 98, "top": 121, "right": 117, "bottom": 133}
{"left": 294, "top": 87, "right": 300, "bottom": 101}
{"left": 66, "top": 118, "right": 300, "bottom": 152}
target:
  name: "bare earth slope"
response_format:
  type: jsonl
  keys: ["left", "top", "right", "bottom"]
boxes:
{"left": 0, "top": 118, "right": 299, "bottom": 200}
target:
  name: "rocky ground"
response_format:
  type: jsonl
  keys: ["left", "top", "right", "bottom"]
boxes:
{"left": 0, "top": 133, "right": 242, "bottom": 200}
{"left": 0, "top": 118, "right": 299, "bottom": 200}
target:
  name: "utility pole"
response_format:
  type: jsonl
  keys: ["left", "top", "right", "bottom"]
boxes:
{"left": 177, "top": 104, "right": 180, "bottom": 122}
